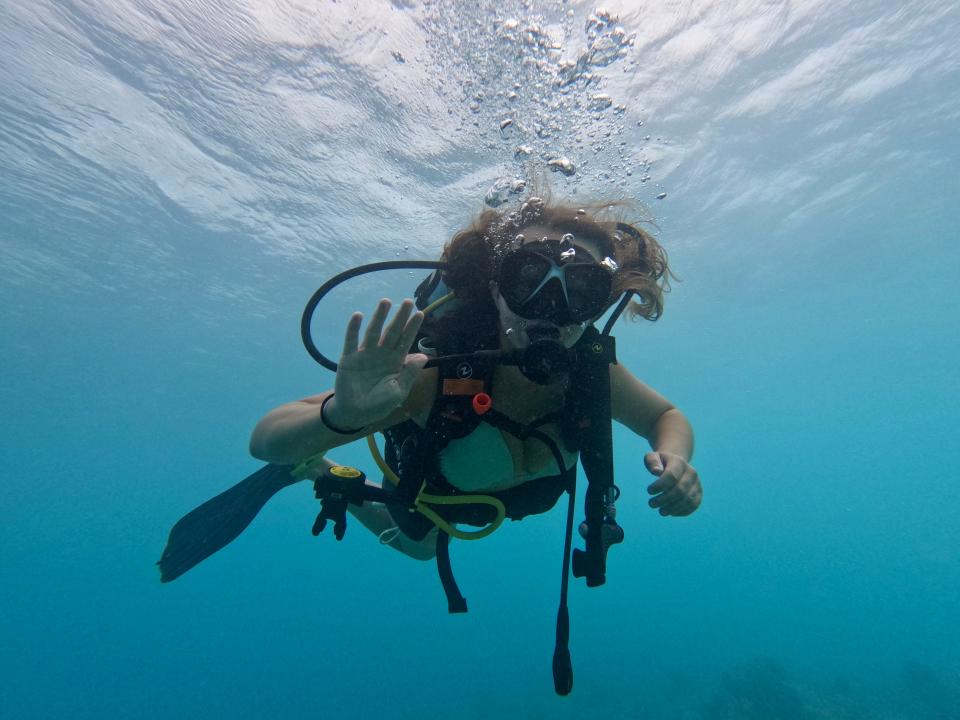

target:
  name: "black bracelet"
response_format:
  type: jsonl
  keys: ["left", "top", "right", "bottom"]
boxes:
{"left": 320, "top": 393, "right": 366, "bottom": 435}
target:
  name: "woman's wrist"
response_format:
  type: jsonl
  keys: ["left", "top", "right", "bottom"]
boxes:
{"left": 319, "top": 393, "right": 366, "bottom": 435}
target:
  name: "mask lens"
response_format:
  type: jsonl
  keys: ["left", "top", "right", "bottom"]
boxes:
{"left": 565, "top": 264, "right": 612, "bottom": 320}
{"left": 500, "top": 252, "right": 551, "bottom": 310}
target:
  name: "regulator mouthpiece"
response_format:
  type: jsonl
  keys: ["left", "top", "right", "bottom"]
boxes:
{"left": 518, "top": 338, "right": 574, "bottom": 385}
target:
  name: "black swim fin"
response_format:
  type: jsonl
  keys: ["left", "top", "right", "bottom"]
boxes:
{"left": 157, "top": 463, "right": 302, "bottom": 582}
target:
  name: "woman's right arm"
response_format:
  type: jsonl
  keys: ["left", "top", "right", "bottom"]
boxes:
{"left": 248, "top": 391, "right": 374, "bottom": 464}
{"left": 249, "top": 299, "right": 428, "bottom": 465}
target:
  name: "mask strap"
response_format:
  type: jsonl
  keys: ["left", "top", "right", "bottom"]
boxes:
{"left": 601, "top": 291, "right": 635, "bottom": 336}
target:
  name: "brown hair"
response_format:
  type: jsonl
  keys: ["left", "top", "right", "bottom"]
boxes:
{"left": 442, "top": 197, "right": 672, "bottom": 323}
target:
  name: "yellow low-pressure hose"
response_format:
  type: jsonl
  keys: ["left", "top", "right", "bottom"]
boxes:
{"left": 366, "top": 434, "right": 506, "bottom": 540}
{"left": 421, "top": 292, "right": 455, "bottom": 315}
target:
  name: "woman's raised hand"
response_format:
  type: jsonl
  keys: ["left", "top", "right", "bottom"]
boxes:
{"left": 327, "top": 299, "right": 427, "bottom": 429}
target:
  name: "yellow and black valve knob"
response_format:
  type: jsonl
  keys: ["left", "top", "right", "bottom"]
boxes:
{"left": 311, "top": 465, "right": 369, "bottom": 540}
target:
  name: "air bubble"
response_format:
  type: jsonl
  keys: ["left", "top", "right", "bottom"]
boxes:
{"left": 521, "top": 197, "right": 545, "bottom": 220}
{"left": 547, "top": 156, "right": 576, "bottom": 176}
{"left": 589, "top": 94, "right": 613, "bottom": 111}
{"left": 485, "top": 177, "right": 524, "bottom": 207}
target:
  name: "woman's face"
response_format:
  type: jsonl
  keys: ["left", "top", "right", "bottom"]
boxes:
{"left": 490, "top": 224, "right": 608, "bottom": 351}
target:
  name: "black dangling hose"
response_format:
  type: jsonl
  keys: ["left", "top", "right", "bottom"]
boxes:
{"left": 552, "top": 474, "right": 578, "bottom": 696}
{"left": 436, "top": 531, "right": 468, "bottom": 614}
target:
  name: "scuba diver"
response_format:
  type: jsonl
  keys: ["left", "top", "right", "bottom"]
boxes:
{"left": 158, "top": 196, "right": 702, "bottom": 695}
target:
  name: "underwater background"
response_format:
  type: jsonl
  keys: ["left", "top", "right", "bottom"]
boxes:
{"left": 2, "top": 1, "right": 959, "bottom": 717}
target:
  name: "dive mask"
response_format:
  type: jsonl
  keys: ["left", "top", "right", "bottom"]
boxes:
{"left": 497, "top": 240, "right": 617, "bottom": 324}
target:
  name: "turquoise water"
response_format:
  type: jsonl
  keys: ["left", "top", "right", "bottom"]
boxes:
{"left": 2, "top": 1, "right": 959, "bottom": 717}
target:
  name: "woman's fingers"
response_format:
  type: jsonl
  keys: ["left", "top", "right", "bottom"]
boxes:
{"left": 648, "top": 479, "right": 680, "bottom": 508}
{"left": 653, "top": 485, "right": 689, "bottom": 513}
{"left": 360, "top": 299, "right": 391, "bottom": 350}
{"left": 381, "top": 299, "right": 421, "bottom": 349}
{"left": 646, "top": 455, "right": 702, "bottom": 516}
{"left": 351, "top": 299, "right": 424, "bottom": 356}
{"left": 398, "top": 306, "right": 424, "bottom": 351}
{"left": 342, "top": 312, "right": 363, "bottom": 356}
{"left": 344, "top": 299, "right": 425, "bottom": 371}
{"left": 659, "top": 489, "right": 700, "bottom": 516}
{"left": 659, "top": 473, "right": 702, "bottom": 515}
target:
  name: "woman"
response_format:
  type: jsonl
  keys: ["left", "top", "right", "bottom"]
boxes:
{"left": 249, "top": 197, "right": 702, "bottom": 559}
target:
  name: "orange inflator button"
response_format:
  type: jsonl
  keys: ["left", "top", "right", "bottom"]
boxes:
{"left": 472, "top": 392, "right": 492, "bottom": 415}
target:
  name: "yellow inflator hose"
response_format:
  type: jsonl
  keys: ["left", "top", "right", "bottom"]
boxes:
{"left": 365, "top": 435, "right": 506, "bottom": 540}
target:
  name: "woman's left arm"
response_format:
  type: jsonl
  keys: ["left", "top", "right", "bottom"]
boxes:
{"left": 609, "top": 363, "right": 703, "bottom": 517}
